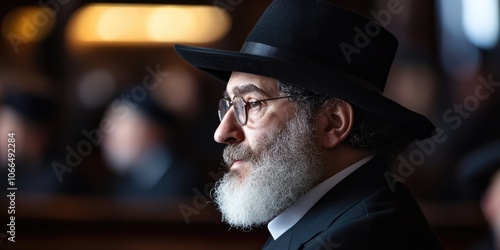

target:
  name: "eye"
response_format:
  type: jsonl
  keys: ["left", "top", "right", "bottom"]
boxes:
{"left": 248, "top": 100, "right": 263, "bottom": 109}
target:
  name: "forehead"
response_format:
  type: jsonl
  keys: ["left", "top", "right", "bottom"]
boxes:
{"left": 225, "top": 72, "right": 279, "bottom": 97}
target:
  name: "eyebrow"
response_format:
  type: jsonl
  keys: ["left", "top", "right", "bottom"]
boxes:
{"left": 225, "top": 84, "right": 269, "bottom": 98}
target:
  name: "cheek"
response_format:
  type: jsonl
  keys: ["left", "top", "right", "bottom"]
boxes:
{"left": 243, "top": 127, "right": 275, "bottom": 154}
{"left": 242, "top": 102, "right": 298, "bottom": 150}
{"left": 244, "top": 111, "right": 290, "bottom": 141}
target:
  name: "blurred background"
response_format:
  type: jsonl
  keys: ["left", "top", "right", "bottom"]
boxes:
{"left": 0, "top": 0, "right": 499, "bottom": 249}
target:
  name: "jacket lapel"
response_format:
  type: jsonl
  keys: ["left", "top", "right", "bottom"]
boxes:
{"left": 287, "top": 157, "right": 389, "bottom": 249}
{"left": 262, "top": 230, "right": 293, "bottom": 250}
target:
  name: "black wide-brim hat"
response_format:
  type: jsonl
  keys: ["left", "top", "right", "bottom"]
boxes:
{"left": 175, "top": 0, "right": 435, "bottom": 139}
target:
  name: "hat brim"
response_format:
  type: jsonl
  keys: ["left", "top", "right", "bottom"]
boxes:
{"left": 175, "top": 44, "right": 436, "bottom": 140}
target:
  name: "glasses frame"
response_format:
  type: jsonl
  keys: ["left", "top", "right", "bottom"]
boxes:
{"left": 218, "top": 95, "right": 292, "bottom": 126}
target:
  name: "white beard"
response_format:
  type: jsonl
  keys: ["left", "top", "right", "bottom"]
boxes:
{"left": 213, "top": 111, "right": 324, "bottom": 230}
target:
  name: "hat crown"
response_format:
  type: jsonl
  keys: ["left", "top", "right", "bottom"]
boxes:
{"left": 174, "top": 0, "right": 435, "bottom": 139}
{"left": 244, "top": 0, "right": 398, "bottom": 92}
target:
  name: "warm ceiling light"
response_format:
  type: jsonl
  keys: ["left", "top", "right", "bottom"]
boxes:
{"left": 66, "top": 3, "right": 232, "bottom": 45}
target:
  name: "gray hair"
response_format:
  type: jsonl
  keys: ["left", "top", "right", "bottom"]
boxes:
{"left": 277, "top": 80, "right": 415, "bottom": 163}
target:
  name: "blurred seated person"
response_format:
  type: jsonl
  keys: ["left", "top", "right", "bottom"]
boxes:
{"left": 0, "top": 91, "right": 58, "bottom": 192}
{"left": 459, "top": 141, "right": 500, "bottom": 250}
{"left": 101, "top": 92, "right": 201, "bottom": 198}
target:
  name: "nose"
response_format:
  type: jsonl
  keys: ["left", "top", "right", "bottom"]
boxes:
{"left": 214, "top": 108, "right": 244, "bottom": 144}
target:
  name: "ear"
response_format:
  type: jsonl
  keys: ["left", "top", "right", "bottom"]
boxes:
{"left": 317, "top": 99, "right": 354, "bottom": 149}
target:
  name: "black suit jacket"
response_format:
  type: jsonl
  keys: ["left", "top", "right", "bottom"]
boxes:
{"left": 262, "top": 157, "right": 443, "bottom": 250}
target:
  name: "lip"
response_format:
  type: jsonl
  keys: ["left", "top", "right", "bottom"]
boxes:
{"left": 230, "top": 160, "right": 244, "bottom": 170}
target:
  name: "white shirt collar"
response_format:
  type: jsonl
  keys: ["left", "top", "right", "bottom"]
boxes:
{"left": 267, "top": 155, "right": 375, "bottom": 240}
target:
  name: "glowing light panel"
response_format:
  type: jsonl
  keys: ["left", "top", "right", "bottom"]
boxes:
{"left": 462, "top": 0, "right": 499, "bottom": 49}
{"left": 66, "top": 4, "right": 231, "bottom": 44}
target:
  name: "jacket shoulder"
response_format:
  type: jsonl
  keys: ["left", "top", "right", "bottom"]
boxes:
{"left": 300, "top": 183, "right": 443, "bottom": 250}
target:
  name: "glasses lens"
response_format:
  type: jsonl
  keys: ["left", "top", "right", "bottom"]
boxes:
{"left": 233, "top": 96, "right": 247, "bottom": 125}
{"left": 218, "top": 99, "right": 229, "bottom": 121}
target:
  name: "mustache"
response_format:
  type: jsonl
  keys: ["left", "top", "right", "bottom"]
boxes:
{"left": 222, "top": 144, "right": 255, "bottom": 170}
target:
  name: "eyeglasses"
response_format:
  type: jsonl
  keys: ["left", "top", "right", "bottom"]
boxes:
{"left": 218, "top": 95, "right": 292, "bottom": 125}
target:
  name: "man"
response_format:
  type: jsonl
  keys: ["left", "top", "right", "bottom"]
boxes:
{"left": 0, "top": 91, "right": 59, "bottom": 192}
{"left": 175, "top": 0, "right": 443, "bottom": 249}
{"left": 101, "top": 92, "right": 201, "bottom": 197}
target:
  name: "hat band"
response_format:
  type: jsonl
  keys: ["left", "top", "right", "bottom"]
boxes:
{"left": 240, "top": 42, "right": 382, "bottom": 95}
